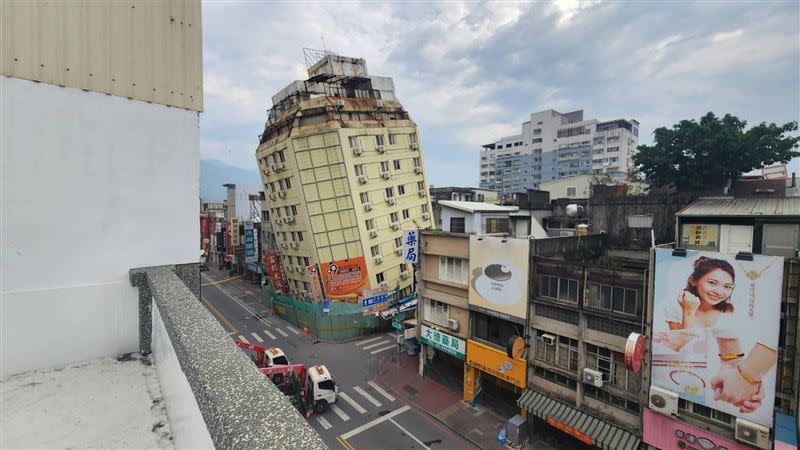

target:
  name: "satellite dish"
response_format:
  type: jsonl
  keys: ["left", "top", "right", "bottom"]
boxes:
{"left": 566, "top": 204, "right": 584, "bottom": 217}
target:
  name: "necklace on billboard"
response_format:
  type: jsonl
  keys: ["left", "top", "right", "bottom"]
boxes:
{"left": 736, "top": 259, "right": 777, "bottom": 318}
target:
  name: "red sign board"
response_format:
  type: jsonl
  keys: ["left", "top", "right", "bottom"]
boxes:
{"left": 264, "top": 252, "right": 287, "bottom": 294}
{"left": 320, "top": 257, "right": 369, "bottom": 302}
{"left": 546, "top": 416, "right": 593, "bottom": 445}
{"left": 625, "top": 332, "right": 645, "bottom": 373}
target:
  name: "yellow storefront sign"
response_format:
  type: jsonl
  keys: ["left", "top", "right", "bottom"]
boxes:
{"left": 466, "top": 339, "right": 526, "bottom": 388}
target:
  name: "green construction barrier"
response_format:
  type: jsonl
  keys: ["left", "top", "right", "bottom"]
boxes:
{"left": 262, "top": 288, "right": 389, "bottom": 340}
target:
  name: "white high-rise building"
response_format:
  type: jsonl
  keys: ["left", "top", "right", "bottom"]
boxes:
{"left": 479, "top": 110, "right": 639, "bottom": 194}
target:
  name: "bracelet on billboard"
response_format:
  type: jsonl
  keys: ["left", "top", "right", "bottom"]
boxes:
{"left": 718, "top": 353, "right": 745, "bottom": 361}
{"left": 737, "top": 365, "right": 761, "bottom": 385}
{"left": 669, "top": 369, "right": 707, "bottom": 388}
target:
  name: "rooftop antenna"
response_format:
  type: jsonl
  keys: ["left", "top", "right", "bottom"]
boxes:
{"left": 321, "top": 33, "right": 327, "bottom": 53}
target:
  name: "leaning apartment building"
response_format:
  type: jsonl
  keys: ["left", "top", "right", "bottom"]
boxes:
{"left": 254, "top": 52, "right": 433, "bottom": 301}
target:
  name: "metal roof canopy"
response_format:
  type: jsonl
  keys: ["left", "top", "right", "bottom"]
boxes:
{"left": 677, "top": 197, "right": 800, "bottom": 217}
{"left": 517, "top": 389, "right": 640, "bottom": 450}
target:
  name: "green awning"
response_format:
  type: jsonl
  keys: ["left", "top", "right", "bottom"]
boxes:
{"left": 517, "top": 389, "right": 640, "bottom": 450}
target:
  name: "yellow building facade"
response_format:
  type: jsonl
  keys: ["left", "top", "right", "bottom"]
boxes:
{"left": 255, "top": 57, "right": 433, "bottom": 301}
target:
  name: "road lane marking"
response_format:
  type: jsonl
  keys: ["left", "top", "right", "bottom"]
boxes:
{"left": 316, "top": 416, "right": 332, "bottom": 430}
{"left": 263, "top": 329, "right": 276, "bottom": 340}
{"left": 330, "top": 404, "right": 351, "bottom": 422}
{"left": 237, "top": 335, "right": 249, "bottom": 344}
{"left": 201, "top": 273, "right": 272, "bottom": 329}
{"left": 368, "top": 381, "right": 395, "bottom": 402}
{"left": 354, "top": 336, "right": 383, "bottom": 346}
{"left": 287, "top": 325, "right": 301, "bottom": 335}
{"left": 338, "top": 392, "right": 367, "bottom": 414}
{"left": 250, "top": 332, "right": 263, "bottom": 343}
{"left": 390, "top": 418, "right": 431, "bottom": 450}
{"left": 339, "top": 405, "right": 410, "bottom": 439}
{"left": 276, "top": 327, "right": 289, "bottom": 337}
{"left": 353, "top": 386, "right": 382, "bottom": 407}
{"left": 200, "top": 275, "right": 242, "bottom": 286}
{"left": 200, "top": 297, "right": 238, "bottom": 333}
{"left": 370, "top": 344, "right": 396, "bottom": 355}
{"left": 361, "top": 340, "right": 390, "bottom": 350}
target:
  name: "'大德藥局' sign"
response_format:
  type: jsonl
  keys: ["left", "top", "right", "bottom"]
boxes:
{"left": 420, "top": 324, "right": 465, "bottom": 359}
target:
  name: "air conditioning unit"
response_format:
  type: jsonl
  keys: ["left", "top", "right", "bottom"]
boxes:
{"left": 358, "top": 175, "right": 368, "bottom": 184}
{"left": 418, "top": 191, "right": 427, "bottom": 198}
{"left": 735, "top": 418, "right": 771, "bottom": 449}
{"left": 289, "top": 241, "right": 299, "bottom": 249}
{"left": 269, "top": 192, "right": 277, "bottom": 200}
{"left": 373, "top": 255, "right": 384, "bottom": 264}
{"left": 414, "top": 167, "right": 422, "bottom": 174}
{"left": 386, "top": 197, "right": 396, "bottom": 205}
{"left": 539, "top": 333, "right": 555, "bottom": 345}
{"left": 280, "top": 242, "right": 288, "bottom": 249}
{"left": 380, "top": 282, "right": 389, "bottom": 290}
{"left": 376, "top": 145, "right": 386, "bottom": 153}
{"left": 648, "top": 386, "right": 679, "bottom": 417}
{"left": 284, "top": 215, "right": 295, "bottom": 223}
{"left": 422, "top": 213, "right": 430, "bottom": 220}
{"left": 400, "top": 271, "right": 409, "bottom": 280}
{"left": 381, "top": 171, "right": 391, "bottom": 180}
{"left": 390, "top": 222, "right": 400, "bottom": 230}
{"left": 353, "top": 147, "right": 363, "bottom": 156}
{"left": 375, "top": 100, "right": 384, "bottom": 109}
{"left": 278, "top": 191, "right": 287, "bottom": 198}
{"left": 447, "top": 318, "right": 459, "bottom": 331}
{"left": 583, "top": 368, "right": 604, "bottom": 388}
{"left": 295, "top": 266, "right": 304, "bottom": 274}
{"left": 410, "top": 143, "right": 419, "bottom": 150}
{"left": 394, "top": 247, "right": 403, "bottom": 255}
{"left": 273, "top": 162, "right": 285, "bottom": 171}
{"left": 369, "top": 229, "right": 379, "bottom": 238}
{"left": 364, "top": 202, "right": 373, "bottom": 211}
{"left": 335, "top": 99, "right": 345, "bottom": 108}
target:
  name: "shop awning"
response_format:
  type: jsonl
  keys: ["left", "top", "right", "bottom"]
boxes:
{"left": 517, "top": 389, "right": 640, "bottom": 450}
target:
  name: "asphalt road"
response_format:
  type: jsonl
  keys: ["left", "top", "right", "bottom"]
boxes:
{"left": 200, "top": 268, "right": 474, "bottom": 450}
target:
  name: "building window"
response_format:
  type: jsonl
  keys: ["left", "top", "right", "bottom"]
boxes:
{"left": 380, "top": 161, "right": 390, "bottom": 172}
{"left": 376, "top": 272, "right": 385, "bottom": 283}
{"left": 349, "top": 136, "right": 359, "bottom": 148}
{"left": 583, "top": 385, "right": 640, "bottom": 413}
{"left": 438, "top": 256, "right": 468, "bottom": 285}
{"left": 376, "top": 135, "right": 385, "bottom": 147}
{"left": 450, "top": 217, "right": 465, "bottom": 233}
{"left": 389, "top": 134, "right": 397, "bottom": 145}
{"left": 385, "top": 187, "right": 394, "bottom": 198}
{"left": 585, "top": 315, "right": 642, "bottom": 338}
{"left": 535, "top": 330, "right": 578, "bottom": 371}
{"left": 394, "top": 237, "right": 402, "bottom": 248}
{"left": 413, "top": 157, "right": 420, "bottom": 168}
{"left": 532, "top": 366, "right": 578, "bottom": 390}
{"left": 424, "top": 299, "right": 449, "bottom": 327}
{"left": 587, "top": 283, "right": 640, "bottom": 316}
{"left": 472, "top": 311, "right": 520, "bottom": 348}
{"left": 534, "top": 303, "right": 579, "bottom": 325}
{"left": 566, "top": 187, "right": 577, "bottom": 197}
{"left": 539, "top": 275, "right": 579, "bottom": 303}
{"left": 393, "top": 159, "right": 401, "bottom": 170}
{"left": 409, "top": 133, "right": 417, "bottom": 145}
{"left": 678, "top": 399, "right": 734, "bottom": 425}
{"left": 607, "top": 147, "right": 619, "bottom": 152}
{"left": 366, "top": 219, "right": 375, "bottom": 230}
{"left": 355, "top": 164, "right": 365, "bottom": 176}
{"left": 285, "top": 178, "right": 292, "bottom": 189}
{"left": 585, "top": 343, "right": 612, "bottom": 380}
{"left": 360, "top": 192, "right": 370, "bottom": 204}
{"left": 370, "top": 245, "right": 381, "bottom": 257}
{"left": 402, "top": 209, "right": 410, "bottom": 220}
{"left": 417, "top": 181, "right": 425, "bottom": 192}
{"left": 291, "top": 205, "right": 298, "bottom": 215}
{"left": 297, "top": 232, "right": 303, "bottom": 241}
{"left": 390, "top": 212, "right": 399, "bottom": 223}
{"left": 485, "top": 217, "right": 509, "bottom": 234}
{"left": 398, "top": 184, "right": 406, "bottom": 195}
{"left": 421, "top": 204, "right": 429, "bottom": 214}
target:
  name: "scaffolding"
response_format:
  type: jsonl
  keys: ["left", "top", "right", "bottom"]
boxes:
{"left": 303, "top": 48, "right": 337, "bottom": 70}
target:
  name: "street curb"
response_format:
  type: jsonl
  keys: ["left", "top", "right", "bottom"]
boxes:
{"left": 421, "top": 407, "right": 489, "bottom": 450}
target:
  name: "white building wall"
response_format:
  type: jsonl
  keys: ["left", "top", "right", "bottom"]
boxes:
{"left": 1, "top": 77, "right": 199, "bottom": 377}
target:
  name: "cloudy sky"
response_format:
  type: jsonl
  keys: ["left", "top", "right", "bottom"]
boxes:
{"left": 200, "top": 0, "right": 800, "bottom": 186}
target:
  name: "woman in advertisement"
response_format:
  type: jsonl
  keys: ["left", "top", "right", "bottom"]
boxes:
{"left": 653, "top": 253, "right": 779, "bottom": 419}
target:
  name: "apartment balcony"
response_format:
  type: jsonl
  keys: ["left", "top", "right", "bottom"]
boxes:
{"left": 1, "top": 264, "right": 324, "bottom": 449}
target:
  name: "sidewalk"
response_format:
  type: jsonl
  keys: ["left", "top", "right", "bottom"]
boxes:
{"left": 374, "top": 353, "right": 508, "bottom": 450}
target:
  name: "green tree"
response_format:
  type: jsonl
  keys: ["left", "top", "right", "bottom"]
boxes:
{"left": 634, "top": 112, "right": 799, "bottom": 191}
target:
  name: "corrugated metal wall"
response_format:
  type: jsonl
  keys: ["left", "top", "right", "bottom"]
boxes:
{"left": 2, "top": 0, "right": 202, "bottom": 111}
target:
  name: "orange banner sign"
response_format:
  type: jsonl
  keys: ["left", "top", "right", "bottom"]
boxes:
{"left": 320, "top": 257, "right": 369, "bottom": 302}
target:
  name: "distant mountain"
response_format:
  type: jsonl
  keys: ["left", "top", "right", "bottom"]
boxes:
{"left": 200, "top": 159, "right": 261, "bottom": 201}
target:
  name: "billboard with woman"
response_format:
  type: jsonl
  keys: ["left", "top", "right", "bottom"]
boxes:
{"left": 651, "top": 248, "right": 783, "bottom": 427}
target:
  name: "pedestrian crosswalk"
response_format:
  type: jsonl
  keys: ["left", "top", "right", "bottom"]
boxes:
{"left": 310, "top": 381, "right": 397, "bottom": 433}
{"left": 354, "top": 334, "right": 397, "bottom": 355}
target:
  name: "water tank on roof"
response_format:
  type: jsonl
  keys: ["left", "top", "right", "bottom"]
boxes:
{"left": 566, "top": 204, "right": 584, "bottom": 217}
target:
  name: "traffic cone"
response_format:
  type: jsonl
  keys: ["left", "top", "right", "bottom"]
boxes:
{"left": 303, "top": 327, "right": 308, "bottom": 336}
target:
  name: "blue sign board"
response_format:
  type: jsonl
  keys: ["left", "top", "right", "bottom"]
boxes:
{"left": 322, "top": 299, "right": 330, "bottom": 313}
{"left": 361, "top": 294, "right": 388, "bottom": 308}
